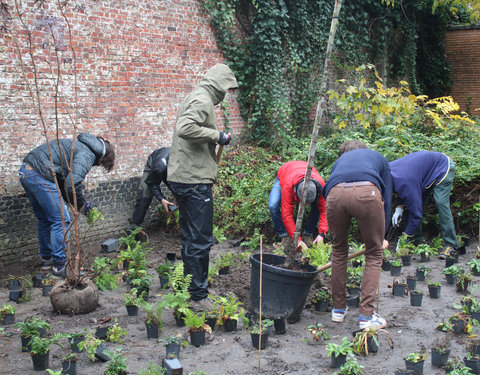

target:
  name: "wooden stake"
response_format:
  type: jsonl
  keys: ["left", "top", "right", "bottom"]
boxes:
{"left": 258, "top": 235, "right": 263, "bottom": 372}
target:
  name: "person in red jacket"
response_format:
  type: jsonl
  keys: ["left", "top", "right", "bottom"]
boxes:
{"left": 268, "top": 161, "right": 328, "bottom": 249}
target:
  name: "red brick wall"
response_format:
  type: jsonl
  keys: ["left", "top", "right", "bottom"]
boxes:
{"left": 444, "top": 26, "right": 480, "bottom": 112}
{"left": 0, "top": 0, "right": 244, "bottom": 195}
{"left": 0, "top": 0, "right": 244, "bottom": 273}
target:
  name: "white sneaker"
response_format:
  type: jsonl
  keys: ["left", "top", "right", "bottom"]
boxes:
{"left": 359, "top": 311, "right": 387, "bottom": 330}
{"left": 331, "top": 308, "right": 347, "bottom": 323}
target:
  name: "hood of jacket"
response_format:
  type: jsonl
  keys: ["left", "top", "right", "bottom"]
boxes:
{"left": 77, "top": 132, "right": 105, "bottom": 165}
{"left": 198, "top": 64, "right": 238, "bottom": 105}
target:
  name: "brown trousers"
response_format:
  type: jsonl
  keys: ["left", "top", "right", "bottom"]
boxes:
{"left": 326, "top": 184, "right": 385, "bottom": 316}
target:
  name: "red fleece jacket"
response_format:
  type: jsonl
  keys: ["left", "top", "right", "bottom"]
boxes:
{"left": 277, "top": 161, "right": 328, "bottom": 240}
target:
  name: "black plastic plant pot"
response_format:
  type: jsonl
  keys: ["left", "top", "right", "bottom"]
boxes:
{"left": 472, "top": 311, "right": 480, "bottom": 324}
{"left": 136, "top": 287, "right": 149, "bottom": 301}
{"left": 145, "top": 322, "right": 159, "bottom": 339}
{"left": 249, "top": 253, "right": 318, "bottom": 324}
{"left": 190, "top": 329, "right": 206, "bottom": 347}
{"left": 41, "top": 284, "right": 53, "bottom": 297}
{"left": 347, "top": 286, "right": 360, "bottom": 295}
{"left": 205, "top": 316, "right": 217, "bottom": 331}
{"left": 390, "top": 265, "right": 402, "bottom": 276}
{"left": 313, "top": 300, "right": 329, "bottom": 312}
{"left": 420, "top": 253, "right": 430, "bottom": 263}
{"left": 445, "top": 274, "right": 457, "bottom": 285}
{"left": 95, "top": 326, "right": 110, "bottom": 340}
{"left": 9, "top": 289, "right": 22, "bottom": 302}
{"left": 458, "top": 244, "right": 467, "bottom": 255}
{"left": 274, "top": 317, "right": 287, "bottom": 334}
{"left": 347, "top": 295, "right": 359, "bottom": 307}
{"left": 31, "top": 352, "right": 49, "bottom": 371}
{"left": 445, "top": 257, "right": 457, "bottom": 268}
{"left": 428, "top": 285, "right": 441, "bottom": 299}
{"left": 70, "top": 336, "right": 84, "bottom": 353}
{"left": 416, "top": 269, "right": 426, "bottom": 282}
{"left": 471, "top": 343, "right": 480, "bottom": 356}
{"left": 382, "top": 260, "right": 391, "bottom": 271}
{"left": 21, "top": 335, "right": 32, "bottom": 352}
{"left": 456, "top": 281, "right": 470, "bottom": 294}
{"left": 464, "top": 357, "right": 480, "bottom": 374}
{"left": 406, "top": 278, "right": 417, "bottom": 291}
{"left": 394, "top": 370, "right": 415, "bottom": 375}
{"left": 175, "top": 313, "right": 186, "bottom": 328}
{"left": 351, "top": 330, "right": 378, "bottom": 354}
{"left": 251, "top": 332, "right": 268, "bottom": 349}
{"left": 95, "top": 342, "right": 110, "bottom": 362}
{"left": 330, "top": 353, "right": 347, "bottom": 369}
{"left": 126, "top": 305, "right": 139, "bottom": 317}
{"left": 223, "top": 318, "right": 238, "bottom": 332}
{"left": 410, "top": 292, "right": 423, "bottom": 307}
{"left": 166, "top": 343, "right": 181, "bottom": 359}
{"left": 473, "top": 268, "right": 480, "bottom": 277}
{"left": 218, "top": 266, "right": 230, "bottom": 275}
{"left": 9, "top": 279, "right": 21, "bottom": 290}
{"left": 452, "top": 319, "right": 465, "bottom": 334}
{"left": 166, "top": 252, "right": 176, "bottom": 263}
{"left": 62, "top": 359, "right": 77, "bottom": 375}
{"left": 393, "top": 284, "right": 406, "bottom": 297}
{"left": 2, "top": 313, "right": 15, "bottom": 325}
{"left": 405, "top": 359, "right": 424, "bottom": 375}
{"left": 431, "top": 348, "right": 450, "bottom": 368}
{"left": 160, "top": 276, "right": 169, "bottom": 289}
{"left": 401, "top": 255, "right": 412, "bottom": 267}
{"left": 32, "top": 273, "right": 44, "bottom": 288}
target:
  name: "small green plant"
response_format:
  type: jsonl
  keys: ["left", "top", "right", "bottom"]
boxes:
{"left": 457, "top": 272, "right": 474, "bottom": 290}
{"left": 42, "top": 274, "right": 57, "bottom": 286}
{"left": 427, "top": 281, "right": 441, "bottom": 287}
{"left": 169, "top": 263, "right": 192, "bottom": 294}
{"left": 160, "top": 335, "right": 180, "bottom": 346}
{"left": 183, "top": 309, "right": 209, "bottom": 332}
{"left": 306, "top": 322, "right": 330, "bottom": 341}
{"left": 333, "top": 356, "right": 364, "bottom": 375}
{"left": 15, "top": 316, "right": 51, "bottom": 338}
{"left": 352, "top": 328, "right": 393, "bottom": 356}
{"left": 161, "top": 291, "right": 191, "bottom": 319}
{"left": 87, "top": 207, "right": 104, "bottom": 225}
{"left": 105, "top": 347, "right": 128, "bottom": 375}
{"left": 302, "top": 242, "right": 333, "bottom": 275}
{"left": 405, "top": 346, "right": 427, "bottom": 363}
{"left": 123, "top": 289, "right": 142, "bottom": 307}
{"left": 143, "top": 303, "right": 164, "bottom": 329}
{"left": 390, "top": 259, "right": 402, "bottom": 267}
{"left": 138, "top": 362, "right": 166, "bottom": 375}
{"left": 250, "top": 319, "right": 274, "bottom": 335}
{"left": 216, "top": 252, "right": 234, "bottom": 269}
{"left": 155, "top": 263, "right": 173, "bottom": 278}
{"left": 45, "top": 370, "right": 63, "bottom": 375}
{"left": 130, "top": 272, "right": 153, "bottom": 292}
{"left": 0, "top": 303, "right": 15, "bottom": 318}
{"left": 312, "top": 289, "right": 331, "bottom": 304}
{"left": 107, "top": 319, "right": 127, "bottom": 343}
{"left": 326, "top": 336, "right": 354, "bottom": 357}
{"left": 62, "top": 351, "right": 78, "bottom": 362}
{"left": 416, "top": 264, "right": 430, "bottom": 274}
{"left": 29, "top": 333, "right": 65, "bottom": 355}
{"left": 432, "top": 335, "right": 451, "bottom": 355}
{"left": 383, "top": 248, "right": 392, "bottom": 261}
{"left": 442, "top": 265, "right": 464, "bottom": 275}
{"left": 78, "top": 333, "right": 103, "bottom": 361}
{"left": 396, "top": 233, "right": 415, "bottom": 256}
{"left": 414, "top": 243, "right": 437, "bottom": 258}
{"left": 211, "top": 293, "right": 245, "bottom": 323}
{"left": 467, "top": 258, "right": 480, "bottom": 273}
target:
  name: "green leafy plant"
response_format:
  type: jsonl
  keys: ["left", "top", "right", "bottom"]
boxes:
{"left": 123, "top": 289, "right": 142, "bottom": 307}
{"left": 78, "top": 333, "right": 103, "bottom": 362}
{"left": 250, "top": 319, "right": 274, "bottom": 335}
{"left": 467, "top": 258, "right": 480, "bottom": 273}
{"left": 396, "top": 234, "right": 415, "bottom": 256}
{"left": 87, "top": 207, "right": 104, "bottom": 225}
{"left": 62, "top": 351, "right": 78, "bottom": 362}
{"left": 405, "top": 347, "right": 427, "bottom": 363}
{"left": 352, "top": 328, "right": 392, "bottom": 356}
{"left": 390, "top": 259, "right": 402, "bottom": 267}
{"left": 333, "top": 356, "right": 364, "bottom": 375}
{"left": 211, "top": 293, "right": 245, "bottom": 323}
{"left": 155, "top": 263, "right": 173, "bottom": 279}
{"left": 105, "top": 347, "right": 128, "bottom": 375}
{"left": 427, "top": 281, "right": 441, "bottom": 287}
{"left": 414, "top": 243, "right": 437, "bottom": 258}
{"left": 383, "top": 249, "right": 392, "bottom": 261}
{"left": 161, "top": 291, "right": 191, "bottom": 319}
{"left": 302, "top": 242, "right": 333, "bottom": 275}
{"left": 216, "top": 252, "right": 234, "bottom": 269}
{"left": 138, "top": 362, "right": 166, "bottom": 375}
{"left": 312, "top": 289, "right": 331, "bottom": 304}
{"left": 107, "top": 319, "right": 127, "bottom": 343}
{"left": 169, "top": 263, "right": 192, "bottom": 294}
{"left": 326, "top": 337, "right": 354, "bottom": 357}
{"left": 143, "top": 303, "right": 164, "bottom": 329}
{"left": 0, "top": 303, "right": 15, "bottom": 318}
{"left": 442, "top": 265, "right": 464, "bottom": 275}
{"left": 130, "top": 272, "right": 153, "bottom": 293}
{"left": 306, "top": 322, "right": 329, "bottom": 341}
{"left": 29, "top": 333, "right": 65, "bottom": 355}
{"left": 183, "top": 309, "right": 210, "bottom": 334}
{"left": 457, "top": 272, "right": 474, "bottom": 290}
{"left": 46, "top": 370, "right": 63, "bottom": 375}
{"left": 416, "top": 264, "right": 431, "bottom": 275}
{"left": 160, "top": 335, "right": 180, "bottom": 347}
{"left": 15, "top": 316, "right": 51, "bottom": 338}
{"left": 42, "top": 275, "right": 57, "bottom": 286}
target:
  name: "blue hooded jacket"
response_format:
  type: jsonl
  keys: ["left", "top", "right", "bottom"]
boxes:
{"left": 389, "top": 151, "right": 450, "bottom": 236}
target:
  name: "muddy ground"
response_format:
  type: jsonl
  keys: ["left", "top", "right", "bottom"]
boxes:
{"left": 1, "top": 225, "right": 479, "bottom": 375}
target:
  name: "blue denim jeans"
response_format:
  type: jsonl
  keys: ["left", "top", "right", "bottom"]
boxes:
{"left": 268, "top": 178, "right": 320, "bottom": 238}
{"left": 19, "top": 164, "right": 69, "bottom": 266}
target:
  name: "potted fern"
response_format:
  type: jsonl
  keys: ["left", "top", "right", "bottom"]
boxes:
{"left": 184, "top": 309, "right": 211, "bottom": 347}
{"left": 143, "top": 302, "right": 164, "bottom": 339}
{"left": 15, "top": 316, "right": 51, "bottom": 352}
{"left": 161, "top": 291, "right": 191, "bottom": 327}
{"left": 250, "top": 319, "right": 274, "bottom": 349}
{"left": 155, "top": 263, "right": 173, "bottom": 289}
{"left": 211, "top": 293, "right": 245, "bottom": 332}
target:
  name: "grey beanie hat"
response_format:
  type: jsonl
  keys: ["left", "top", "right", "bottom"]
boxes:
{"left": 295, "top": 179, "right": 317, "bottom": 204}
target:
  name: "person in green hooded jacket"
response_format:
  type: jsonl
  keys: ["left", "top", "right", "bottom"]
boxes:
{"left": 167, "top": 63, "right": 238, "bottom": 310}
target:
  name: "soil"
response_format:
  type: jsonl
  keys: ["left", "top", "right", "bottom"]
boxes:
{"left": 1, "top": 226, "right": 479, "bottom": 375}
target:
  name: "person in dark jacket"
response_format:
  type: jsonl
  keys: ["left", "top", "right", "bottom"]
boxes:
{"left": 324, "top": 140, "right": 392, "bottom": 330}
{"left": 19, "top": 133, "right": 115, "bottom": 276}
{"left": 167, "top": 63, "right": 238, "bottom": 311}
{"left": 268, "top": 160, "right": 328, "bottom": 250}
{"left": 389, "top": 151, "right": 459, "bottom": 259}
{"left": 128, "top": 147, "right": 175, "bottom": 235}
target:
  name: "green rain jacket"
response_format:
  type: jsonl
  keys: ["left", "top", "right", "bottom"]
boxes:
{"left": 167, "top": 64, "right": 238, "bottom": 184}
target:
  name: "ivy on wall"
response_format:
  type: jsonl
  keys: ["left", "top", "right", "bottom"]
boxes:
{"left": 202, "top": 0, "right": 474, "bottom": 146}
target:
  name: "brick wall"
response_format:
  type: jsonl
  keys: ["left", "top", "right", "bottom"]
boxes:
{"left": 444, "top": 25, "right": 480, "bottom": 112}
{"left": 0, "top": 0, "right": 245, "bottom": 274}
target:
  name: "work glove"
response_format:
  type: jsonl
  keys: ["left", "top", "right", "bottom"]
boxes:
{"left": 218, "top": 131, "right": 232, "bottom": 146}
{"left": 392, "top": 206, "right": 404, "bottom": 227}
{"left": 82, "top": 200, "right": 93, "bottom": 216}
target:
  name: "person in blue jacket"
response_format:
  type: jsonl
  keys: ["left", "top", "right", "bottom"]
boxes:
{"left": 19, "top": 133, "right": 115, "bottom": 276}
{"left": 389, "top": 151, "right": 459, "bottom": 259}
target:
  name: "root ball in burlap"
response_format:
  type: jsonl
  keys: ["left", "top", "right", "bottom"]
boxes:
{"left": 50, "top": 278, "right": 99, "bottom": 315}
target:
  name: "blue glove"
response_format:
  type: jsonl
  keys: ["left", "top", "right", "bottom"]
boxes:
{"left": 218, "top": 131, "right": 231, "bottom": 146}
{"left": 82, "top": 200, "right": 93, "bottom": 215}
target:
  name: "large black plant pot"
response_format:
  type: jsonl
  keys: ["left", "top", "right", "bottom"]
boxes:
{"left": 249, "top": 253, "right": 318, "bottom": 323}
